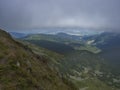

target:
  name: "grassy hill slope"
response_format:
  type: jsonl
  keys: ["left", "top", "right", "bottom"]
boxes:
{"left": 0, "top": 29, "right": 77, "bottom": 90}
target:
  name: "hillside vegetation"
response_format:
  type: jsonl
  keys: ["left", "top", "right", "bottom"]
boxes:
{"left": 0, "top": 29, "right": 77, "bottom": 90}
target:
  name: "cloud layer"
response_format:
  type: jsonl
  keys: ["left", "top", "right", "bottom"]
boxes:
{"left": 0, "top": 0, "right": 120, "bottom": 31}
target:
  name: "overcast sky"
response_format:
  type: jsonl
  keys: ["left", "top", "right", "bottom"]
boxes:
{"left": 0, "top": 0, "right": 120, "bottom": 32}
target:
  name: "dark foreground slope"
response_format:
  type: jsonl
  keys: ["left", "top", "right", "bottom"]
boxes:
{"left": 0, "top": 29, "right": 77, "bottom": 90}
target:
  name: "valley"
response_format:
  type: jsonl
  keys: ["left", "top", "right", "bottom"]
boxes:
{"left": 15, "top": 31, "right": 120, "bottom": 90}
{"left": 0, "top": 29, "right": 120, "bottom": 90}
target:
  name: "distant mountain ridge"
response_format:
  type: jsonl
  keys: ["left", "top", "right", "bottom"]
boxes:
{"left": 10, "top": 32, "right": 28, "bottom": 38}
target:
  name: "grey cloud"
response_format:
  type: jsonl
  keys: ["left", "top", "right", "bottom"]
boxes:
{"left": 0, "top": 0, "right": 120, "bottom": 31}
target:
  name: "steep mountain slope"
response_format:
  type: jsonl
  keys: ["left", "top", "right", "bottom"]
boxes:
{"left": 0, "top": 29, "right": 77, "bottom": 90}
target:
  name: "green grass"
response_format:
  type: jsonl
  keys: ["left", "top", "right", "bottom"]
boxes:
{"left": 74, "top": 45, "right": 101, "bottom": 54}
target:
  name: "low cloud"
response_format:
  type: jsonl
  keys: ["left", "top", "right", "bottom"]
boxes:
{"left": 0, "top": 0, "right": 120, "bottom": 31}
